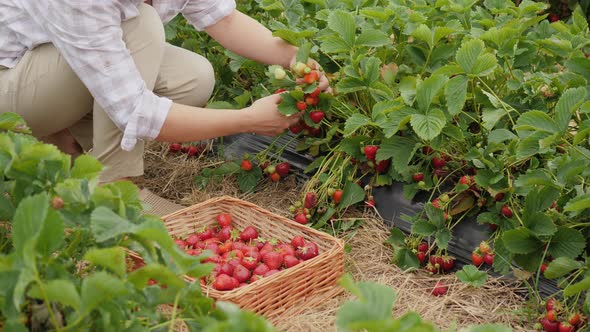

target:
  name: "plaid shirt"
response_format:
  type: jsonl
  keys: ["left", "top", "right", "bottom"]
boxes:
{"left": 0, "top": 0, "right": 236, "bottom": 151}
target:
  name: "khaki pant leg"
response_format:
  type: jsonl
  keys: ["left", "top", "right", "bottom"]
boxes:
{"left": 89, "top": 3, "right": 166, "bottom": 182}
{"left": 0, "top": 44, "right": 93, "bottom": 138}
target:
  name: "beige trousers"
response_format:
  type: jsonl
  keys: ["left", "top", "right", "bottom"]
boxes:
{"left": 0, "top": 4, "right": 215, "bottom": 182}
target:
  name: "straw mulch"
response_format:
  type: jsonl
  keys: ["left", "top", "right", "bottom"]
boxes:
{"left": 137, "top": 142, "right": 534, "bottom": 331}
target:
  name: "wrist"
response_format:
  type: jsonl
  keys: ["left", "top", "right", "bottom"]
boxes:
{"left": 239, "top": 107, "right": 256, "bottom": 133}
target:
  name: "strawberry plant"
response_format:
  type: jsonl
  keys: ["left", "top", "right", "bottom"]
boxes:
{"left": 0, "top": 113, "right": 274, "bottom": 331}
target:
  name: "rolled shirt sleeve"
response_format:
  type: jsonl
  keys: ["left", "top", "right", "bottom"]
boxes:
{"left": 21, "top": 1, "right": 171, "bottom": 151}
{"left": 182, "top": 0, "right": 237, "bottom": 31}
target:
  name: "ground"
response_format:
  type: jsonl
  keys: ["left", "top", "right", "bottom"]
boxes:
{"left": 137, "top": 142, "right": 535, "bottom": 331}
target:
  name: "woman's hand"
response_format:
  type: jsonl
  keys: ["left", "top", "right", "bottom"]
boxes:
{"left": 244, "top": 94, "right": 303, "bottom": 136}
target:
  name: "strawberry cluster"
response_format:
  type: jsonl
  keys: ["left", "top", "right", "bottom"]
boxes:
{"left": 173, "top": 213, "right": 320, "bottom": 292}
{"left": 471, "top": 241, "right": 495, "bottom": 267}
{"left": 260, "top": 161, "right": 290, "bottom": 183}
{"left": 536, "top": 298, "right": 585, "bottom": 332}
{"left": 414, "top": 241, "right": 456, "bottom": 274}
{"left": 168, "top": 142, "right": 206, "bottom": 157}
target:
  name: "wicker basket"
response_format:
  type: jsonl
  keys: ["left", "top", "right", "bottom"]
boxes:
{"left": 134, "top": 196, "right": 345, "bottom": 325}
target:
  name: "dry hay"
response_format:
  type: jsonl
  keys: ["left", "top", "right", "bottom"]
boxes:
{"left": 139, "top": 142, "right": 533, "bottom": 331}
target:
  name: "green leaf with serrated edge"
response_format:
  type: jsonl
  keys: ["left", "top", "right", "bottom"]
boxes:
{"left": 338, "top": 181, "right": 365, "bottom": 209}
{"left": 295, "top": 41, "right": 312, "bottom": 63}
{"left": 28, "top": 279, "right": 81, "bottom": 310}
{"left": 272, "top": 29, "right": 316, "bottom": 46}
{"left": 343, "top": 114, "right": 371, "bottom": 137}
{"left": 356, "top": 29, "right": 390, "bottom": 47}
{"left": 128, "top": 264, "right": 185, "bottom": 290}
{"left": 81, "top": 271, "right": 127, "bottom": 314}
{"left": 411, "top": 220, "right": 437, "bottom": 236}
{"left": 376, "top": 136, "right": 418, "bottom": 173}
{"left": 501, "top": 228, "right": 542, "bottom": 254}
{"left": 303, "top": 156, "right": 325, "bottom": 174}
{"left": 435, "top": 228, "right": 451, "bottom": 250}
{"left": 237, "top": 166, "right": 262, "bottom": 193}
{"left": 456, "top": 38, "right": 485, "bottom": 74}
{"left": 564, "top": 277, "right": 590, "bottom": 298}
{"left": 412, "top": 24, "right": 433, "bottom": 48}
{"left": 472, "top": 53, "right": 497, "bottom": 77}
{"left": 0, "top": 112, "right": 30, "bottom": 134}
{"left": 277, "top": 92, "right": 303, "bottom": 116}
{"left": 335, "top": 77, "right": 366, "bottom": 94}
{"left": 410, "top": 109, "right": 447, "bottom": 141}
{"left": 514, "top": 169, "right": 560, "bottom": 190}
{"left": 548, "top": 227, "right": 586, "bottom": 259}
{"left": 425, "top": 203, "right": 445, "bottom": 228}
{"left": 555, "top": 87, "right": 586, "bottom": 132}
{"left": 544, "top": 257, "right": 584, "bottom": 279}
{"left": 393, "top": 248, "right": 421, "bottom": 271}
{"left": 415, "top": 74, "right": 448, "bottom": 112}
{"left": 515, "top": 111, "right": 559, "bottom": 134}
{"left": 488, "top": 129, "right": 517, "bottom": 144}
{"left": 492, "top": 237, "right": 512, "bottom": 275}
{"left": 572, "top": 5, "right": 588, "bottom": 33}
{"left": 90, "top": 207, "right": 135, "bottom": 243}
{"left": 12, "top": 193, "right": 49, "bottom": 257}
{"left": 327, "top": 10, "right": 356, "bottom": 47}
{"left": 384, "top": 108, "right": 414, "bottom": 138}
{"left": 336, "top": 278, "right": 397, "bottom": 331}
{"left": 465, "top": 324, "right": 513, "bottom": 332}
{"left": 84, "top": 247, "right": 126, "bottom": 278}
{"left": 319, "top": 35, "right": 350, "bottom": 53}
{"left": 524, "top": 187, "right": 560, "bottom": 213}
{"left": 565, "top": 57, "right": 590, "bottom": 82}
{"left": 523, "top": 212, "right": 556, "bottom": 237}
{"left": 36, "top": 209, "right": 64, "bottom": 257}
{"left": 482, "top": 108, "right": 505, "bottom": 131}
{"left": 445, "top": 75, "right": 468, "bottom": 115}
{"left": 456, "top": 265, "right": 488, "bottom": 287}
{"left": 338, "top": 136, "right": 367, "bottom": 160}
{"left": 211, "top": 162, "right": 241, "bottom": 176}
{"left": 564, "top": 194, "right": 590, "bottom": 212}
{"left": 399, "top": 76, "right": 417, "bottom": 105}
{"left": 71, "top": 155, "right": 103, "bottom": 180}
{"left": 385, "top": 227, "right": 406, "bottom": 247}
{"left": 314, "top": 206, "right": 336, "bottom": 229}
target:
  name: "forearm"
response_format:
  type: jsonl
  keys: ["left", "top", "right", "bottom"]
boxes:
{"left": 155, "top": 103, "right": 253, "bottom": 142}
{"left": 205, "top": 10, "right": 297, "bottom": 68}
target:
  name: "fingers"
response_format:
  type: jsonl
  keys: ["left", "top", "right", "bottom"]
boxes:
{"left": 318, "top": 73, "right": 330, "bottom": 91}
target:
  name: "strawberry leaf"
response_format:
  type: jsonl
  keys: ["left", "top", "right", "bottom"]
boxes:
{"left": 544, "top": 257, "right": 584, "bottom": 279}
{"left": 237, "top": 166, "right": 262, "bottom": 193}
{"left": 456, "top": 265, "right": 488, "bottom": 287}
{"left": 278, "top": 91, "right": 304, "bottom": 116}
{"left": 338, "top": 181, "right": 365, "bottom": 209}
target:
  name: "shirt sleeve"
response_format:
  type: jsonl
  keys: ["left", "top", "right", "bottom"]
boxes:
{"left": 181, "top": 0, "right": 237, "bottom": 31}
{"left": 21, "top": 1, "right": 172, "bottom": 151}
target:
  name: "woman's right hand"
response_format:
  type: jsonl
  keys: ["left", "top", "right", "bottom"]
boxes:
{"left": 244, "top": 93, "right": 303, "bottom": 136}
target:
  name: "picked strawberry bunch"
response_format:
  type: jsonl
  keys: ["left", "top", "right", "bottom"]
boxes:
{"left": 169, "top": 142, "right": 206, "bottom": 157}
{"left": 471, "top": 241, "right": 495, "bottom": 267}
{"left": 360, "top": 145, "right": 391, "bottom": 175}
{"left": 259, "top": 161, "right": 290, "bottom": 182}
{"left": 535, "top": 298, "right": 585, "bottom": 332}
{"left": 173, "top": 213, "right": 320, "bottom": 292}
{"left": 289, "top": 192, "right": 317, "bottom": 225}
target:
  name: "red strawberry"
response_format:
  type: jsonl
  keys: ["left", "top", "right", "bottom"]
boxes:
{"left": 417, "top": 242, "right": 429, "bottom": 253}
{"left": 332, "top": 189, "right": 343, "bottom": 204}
{"left": 364, "top": 145, "right": 379, "bottom": 161}
{"left": 264, "top": 269, "right": 280, "bottom": 277}
{"left": 260, "top": 243, "right": 274, "bottom": 257}
{"left": 375, "top": 159, "right": 390, "bottom": 173}
{"left": 546, "top": 298, "right": 558, "bottom": 311}
{"left": 540, "top": 317, "right": 559, "bottom": 332}
{"left": 417, "top": 251, "right": 427, "bottom": 264}
{"left": 253, "top": 263, "right": 270, "bottom": 276}
{"left": 501, "top": 204, "right": 513, "bottom": 218}
{"left": 290, "top": 124, "right": 303, "bottom": 134}
{"left": 241, "top": 256, "right": 258, "bottom": 270}
{"left": 227, "top": 258, "right": 241, "bottom": 268}
{"left": 422, "top": 146, "right": 434, "bottom": 155}
{"left": 294, "top": 213, "right": 308, "bottom": 224}
{"left": 425, "top": 263, "right": 438, "bottom": 274}
{"left": 240, "top": 159, "right": 253, "bottom": 171}
{"left": 431, "top": 281, "right": 448, "bottom": 296}
{"left": 204, "top": 243, "right": 220, "bottom": 255}
{"left": 169, "top": 143, "right": 181, "bottom": 153}
{"left": 541, "top": 263, "right": 548, "bottom": 274}
{"left": 217, "top": 263, "right": 234, "bottom": 276}
{"left": 305, "top": 96, "right": 319, "bottom": 106}
{"left": 223, "top": 250, "right": 244, "bottom": 261}
{"left": 310, "top": 111, "right": 325, "bottom": 124}
{"left": 297, "top": 242, "right": 319, "bottom": 261}
{"left": 494, "top": 193, "right": 505, "bottom": 201}
{"left": 216, "top": 213, "right": 232, "bottom": 227}
{"left": 284, "top": 255, "right": 301, "bottom": 268}
{"left": 250, "top": 275, "right": 261, "bottom": 283}
{"left": 472, "top": 251, "right": 484, "bottom": 266}
{"left": 569, "top": 313, "right": 581, "bottom": 326}
{"left": 413, "top": 173, "right": 425, "bottom": 182}
{"left": 304, "top": 192, "right": 317, "bottom": 209}
{"left": 186, "top": 234, "right": 200, "bottom": 248}
{"left": 547, "top": 310, "right": 557, "bottom": 322}
{"left": 198, "top": 228, "right": 214, "bottom": 241}
{"left": 441, "top": 256, "right": 455, "bottom": 271}
{"left": 274, "top": 88, "right": 286, "bottom": 94}
{"left": 278, "top": 244, "right": 296, "bottom": 258}
{"left": 218, "top": 227, "right": 233, "bottom": 242}
{"left": 303, "top": 71, "right": 319, "bottom": 84}
{"left": 479, "top": 241, "right": 491, "bottom": 255}
{"left": 365, "top": 199, "right": 376, "bottom": 208}
{"left": 549, "top": 13, "right": 560, "bottom": 22}
{"left": 262, "top": 252, "right": 283, "bottom": 270}
{"left": 291, "top": 236, "right": 306, "bottom": 249}
{"left": 296, "top": 101, "right": 307, "bottom": 111}
{"left": 239, "top": 226, "right": 258, "bottom": 242}
{"left": 212, "top": 274, "right": 234, "bottom": 291}
{"left": 483, "top": 253, "right": 495, "bottom": 265}
{"left": 310, "top": 87, "right": 321, "bottom": 98}
{"left": 229, "top": 277, "right": 239, "bottom": 289}
{"left": 181, "top": 145, "right": 189, "bottom": 153}
{"left": 276, "top": 162, "right": 290, "bottom": 177}
{"left": 204, "top": 237, "right": 220, "bottom": 245}
{"left": 232, "top": 264, "right": 251, "bottom": 283}
{"left": 432, "top": 198, "right": 441, "bottom": 209}
{"left": 174, "top": 239, "right": 186, "bottom": 249}
{"left": 459, "top": 175, "right": 472, "bottom": 185}
{"left": 558, "top": 322, "right": 574, "bottom": 332}
{"left": 219, "top": 241, "right": 233, "bottom": 255}
{"left": 186, "top": 248, "right": 201, "bottom": 256}
{"left": 269, "top": 172, "right": 280, "bottom": 182}
{"left": 432, "top": 157, "right": 446, "bottom": 169}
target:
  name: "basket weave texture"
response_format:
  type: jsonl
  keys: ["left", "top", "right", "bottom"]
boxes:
{"left": 153, "top": 196, "right": 345, "bottom": 324}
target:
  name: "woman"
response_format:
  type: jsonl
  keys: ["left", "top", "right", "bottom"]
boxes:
{"left": 0, "top": 0, "right": 329, "bottom": 183}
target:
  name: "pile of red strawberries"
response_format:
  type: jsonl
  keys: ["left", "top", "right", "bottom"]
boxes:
{"left": 414, "top": 241, "right": 456, "bottom": 274}
{"left": 168, "top": 142, "right": 207, "bottom": 157}
{"left": 173, "top": 213, "right": 320, "bottom": 291}
{"left": 537, "top": 298, "right": 585, "bottom": 331}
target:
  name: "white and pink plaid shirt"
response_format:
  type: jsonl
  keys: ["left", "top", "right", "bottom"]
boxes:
{"left": 0, "top": 0, "right": 236, "bottom": 151}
